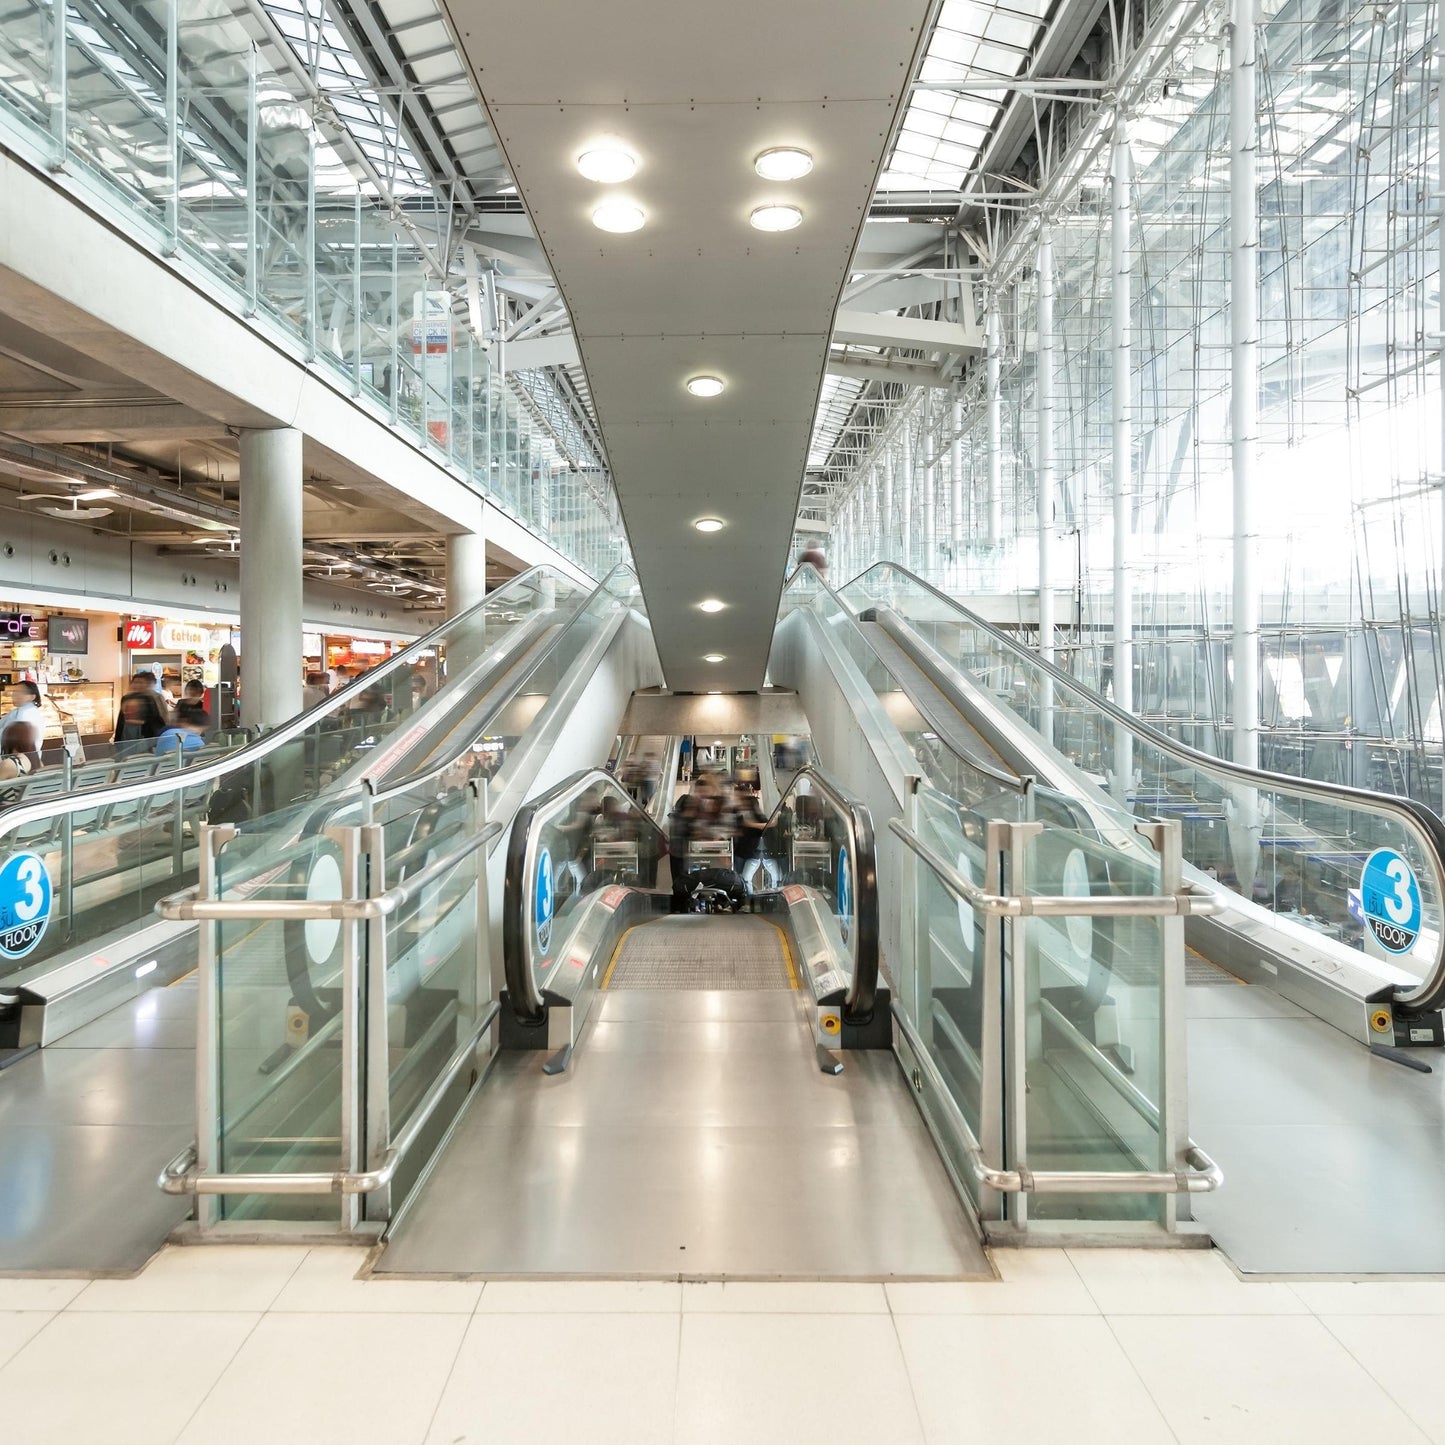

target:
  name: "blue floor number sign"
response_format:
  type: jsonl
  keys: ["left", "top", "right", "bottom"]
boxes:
{"left": 1359, "top": 848, "right": 1422, "bottom": 955}
{"left": 535, "top": 847, "right": 554, "bottom": 954}
{"left": 0, "top": 851, "right": 53, "bottom": 960}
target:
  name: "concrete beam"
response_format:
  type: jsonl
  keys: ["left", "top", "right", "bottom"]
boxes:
{"left": 0, "top": 401, "right": 230, "bottom": 443}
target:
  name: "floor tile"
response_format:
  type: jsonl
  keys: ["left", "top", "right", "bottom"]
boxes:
{"left": 0, "top": 1311, "right": 52, "bottom": 1369}
{"left": 1110, "top": 1314, "right": 1428, "bottom": 1443}
{"left": 1292, "top": 1279, "right": 1445, "bottom": 1315}
{"left": 682, "top": 1281, "right": 887, "bottom": 1313}
{"left": 270, "top": 1248, "right": 481, "bottom": 1313}
{"left": 425, "top": 1311, "right": 679, "bottom": 1444}
{"left": 0, "top": 1310, "right": 257, "bottom": 1445}
{"left": 1322, "top": 1314, "right": 1445, "bottom": 1443}
{"left": 887, "top": 1249, "right": 1097, "bottom": 1314}
{"left": 476, "top": 1280, "right": 681, "bottom": 1312}
{"left": 1067, "top": 1247, "right": 1307, "bottom": 1314}
{"left": 0, "top": 1277, "right": 87, "bottom": 1310}
{"left": 72, "top": 1244, "right": 309, "bottom": 1312}
{"left": 676, "top": 1312, "right": 923, "bottom": 1444}
{"left": 180, "top": 1312, "right": 467, "bottom": 1445}
{"left": 897, "top": 1314, "right": 1173, "bottom": 1443}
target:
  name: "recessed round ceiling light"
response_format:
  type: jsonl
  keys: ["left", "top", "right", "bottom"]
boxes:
{"left": 686, "top": 375, "right": 725, "bottom": 398}
{"left": 592, "top": 200, "right": 646, "bottom": 233}
{"left": 750, "top": 204, "right": 803, "bottom": 232}
{"left": 703, "top": 653, "right": 726, "bottom": 663}
{"left": 754, "top": 146, "right": 813, "bottom": 181}
{"left": 694, "top": 517, "right": 725, "bottom": 533}
{"left": 577, "top": 145, "right": 638, "bottom": 183}
{"left": 698, "top": 598, "right": 726, "bottom": 613}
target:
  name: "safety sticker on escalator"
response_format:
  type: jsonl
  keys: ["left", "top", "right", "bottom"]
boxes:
{"left": 1359, "top": 848, "right": 1421, "bottom": 955}
{"left": 0, "top": 851, "right": 52, "bottom": 960}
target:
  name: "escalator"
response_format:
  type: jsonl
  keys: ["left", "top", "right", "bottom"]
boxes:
{"left": 376, "top": 759, "right": 986, "bottom": 1277}
{"left": 773, "top": 560, "right": 1445, "bottom": 1271}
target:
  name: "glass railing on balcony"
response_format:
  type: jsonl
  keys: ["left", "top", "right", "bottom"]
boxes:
{"left": 0, "top": 0, "right": 623, "bottom": 577}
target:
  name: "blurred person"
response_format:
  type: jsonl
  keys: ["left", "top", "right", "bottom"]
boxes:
{"left": 728, "top": 783, "right": 771, "bottom": 892}
{"left": 113, "top": 683, "right": 168, "bottom": 753}
{"left": 797, "top": 545, "right": 827, "bottom": 581}
{"left": 0, "top": 680, "right": 45, "bottom": 735}
{"left": 155, "top": 710, "right": 209, "bottom": 755}
{"left": 175, "top": 679, "right": 208, "bottom": 727}
{"left": 637, "top": 750, "right": 660, "bottom": 809}
{"left": 301, "top": 671, "right": 330, "bottom": 710}
{"left": 668, "top": 792, "right": 699, "bottom": 878}
{"left": 0, "top": 719, "right": 42, "bottom": 785}
{"left": 409, "top": 673, "right": 431, "bottom": 710}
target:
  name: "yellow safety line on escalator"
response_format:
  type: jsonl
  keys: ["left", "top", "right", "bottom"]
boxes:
{"left": 600, "top": 924, "right": 641, "bottom": 990}
{"left": 764, "top": 917, "right": 800, "bottom": 990}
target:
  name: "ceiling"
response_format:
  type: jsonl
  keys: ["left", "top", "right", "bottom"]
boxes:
{"left": 441, "top": 0, "right": 935, "bottom": 691}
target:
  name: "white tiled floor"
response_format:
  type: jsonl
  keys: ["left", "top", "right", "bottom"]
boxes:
{"left": 0, "top": 1245, "right": 1441, "bottom": 1444}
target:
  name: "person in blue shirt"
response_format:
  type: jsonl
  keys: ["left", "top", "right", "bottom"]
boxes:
{"left": 154, "top": 710, "right": 209, "bottom": 755}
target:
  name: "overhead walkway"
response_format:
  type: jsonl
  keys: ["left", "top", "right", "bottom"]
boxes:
{"left": 777, "top": 561, "right": 1445, "bottom": 1272}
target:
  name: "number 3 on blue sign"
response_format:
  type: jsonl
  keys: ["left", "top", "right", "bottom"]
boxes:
{"left": 0, "top": 851, "right": 53, "bottom": 960}
{"left": 1359, "top": 848, "right": 1422, "bottom": 955}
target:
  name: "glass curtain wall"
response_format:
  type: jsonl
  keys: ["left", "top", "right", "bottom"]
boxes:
{"left": 833, "top": 0, "right": 1444, "bottom": 812}
{"left": 0, "top": 0, "right": 624, "bottom": 574}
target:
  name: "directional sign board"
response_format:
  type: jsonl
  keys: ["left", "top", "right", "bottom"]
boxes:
{"left": 0, "top": 852, "right": 52, "bottom": 960}
{"left": 1359, "top": 848, "right": 1422, "bottom": 955}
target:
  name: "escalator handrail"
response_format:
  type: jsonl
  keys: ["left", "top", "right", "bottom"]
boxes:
{"left": 502, "top": 760, "right": 880, "bottom": 1026}
{"left": 364, "top": 565, "right": 642, "bottom": 802}
{"left": 0, "top": 561, "right": 593, "bottom": 844}
{"left": 778, "top": 566, "right": 1023, "bottom": 795}
{"left": 840, "top": 560, "right": 1445, "bottom": 1013}
{"left": 502, "top": 765, "right": 668, "bottom": 1025}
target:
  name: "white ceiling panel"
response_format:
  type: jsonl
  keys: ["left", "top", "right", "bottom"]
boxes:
{"left": 441, "top": 0, "right": 931, "bottom": 689}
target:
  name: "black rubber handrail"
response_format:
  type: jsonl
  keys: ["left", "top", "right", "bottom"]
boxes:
{"left": 834, "top": 559, "right": 1445, "bottom": 1015}
{"left": 503, "top": 762, "right": 881, "bottom": 1027}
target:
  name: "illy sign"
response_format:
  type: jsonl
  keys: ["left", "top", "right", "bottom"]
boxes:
{"left": 123, "top": 619, "right": 157, "bottom": 649}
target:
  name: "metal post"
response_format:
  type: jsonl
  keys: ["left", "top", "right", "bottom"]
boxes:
{"left": 900, "top": 416, "right": 914, "bottom": 571}
{"left": 163, "top": 0, "right": 179, "bottom": 253}
{"left": 1139, "top": 819, "right": 1189, "bottom": 1230}
{"left": 1111, "top": 120, "right": 1135, "bottom": 804}
{"left": 244, "top": 46, "right": 257, "bottom": 316}
{"left": 49, "top": 0, "right": 67, "bottom": 167}
{"left": 882, "top": 450, "right": 895, "bottom": 560}
{"left": 361, "top": 823, "right": 392, "bottom": 1221}
{"left": 1036, "top": 228, "right": 1056, "bottom": 742}
{"left": 1001, "top": 818, "right": 1042, "bottom": 1230}
{"left": 986, "top": 302, "right": 1002, "bottom": 549}
{"left": 978, "top": 820, "right": 1007, "bottom": 1225}
{"left": 1230, "top": 0, "right": 1259, "bottom": 771}
{"left": 193, "top": 825, "right": 232, "bottom": 1230}
{"left": 950, "top": 392, "right": 963, "bottom": 583}
{"left": 1437, "top": 0, "right": 1445, "bottom": 727}
{"left": 922, "top": 393, "right": 936, "bottom": 579}
{"left": 329, "top": 828, "right": 362, "bottom": 1231}
{"left": 351, "top": 192, "right": 363, "bottom": 395}
{"left": 384, "top": 237, "right": 398, "bottom": 424}
{"left": 304, "top": 124, "right": 317, "bottom": 361}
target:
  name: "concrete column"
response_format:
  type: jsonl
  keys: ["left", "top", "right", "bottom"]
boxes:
{"left": 922, "top": 392, "right": 936, "bottom": 579}
{"left": 446, "top": 530, "right": 488, "bottom": 616}
{"left": 900, "top": 422, "right": 914, "bottom": 571}
{"left": 949, "top": 393, "right": 963, "bottom": 579}
{"left": 882, "top": 451, "right": 895, "bottom": 560}
{"left": 986, "top": 302, "right": 1002, "bottom": 549}
{"left": 239, "top": 427, "right": 303, "bottom": 730}
{"left": 1036, "top": 226, "right": 1056, "bottom": 668}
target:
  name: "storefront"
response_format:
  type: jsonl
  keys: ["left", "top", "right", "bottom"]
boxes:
{"left": 319, "top": 632, "right": 401, "bottom": 676}
{"left": 0, "top": 604, "right": 123, "bottom": 745}
{"left": 123, "top": 616, "right": 236, "bottom": 699}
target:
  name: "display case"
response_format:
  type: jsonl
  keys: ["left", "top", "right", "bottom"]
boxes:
{"left": 44, "top": 682, "right": 117, "bottom": 741}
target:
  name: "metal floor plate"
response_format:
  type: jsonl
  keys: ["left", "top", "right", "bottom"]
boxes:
{"left": 606, "top": 916, "right": 792, "bottom": 990}
{"left": 379, "top": 987, "right": 989, "bottom": 1279}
